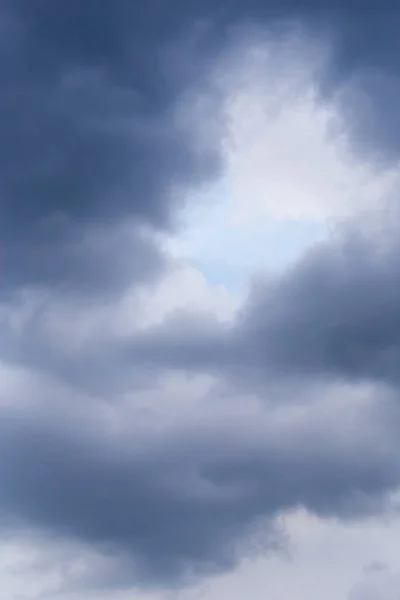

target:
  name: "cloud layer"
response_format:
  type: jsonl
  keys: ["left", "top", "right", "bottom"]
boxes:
{"left": 2, "top": 0, "right": 400, "bottom": 597}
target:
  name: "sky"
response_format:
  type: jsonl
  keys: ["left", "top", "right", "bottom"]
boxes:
{"left": 2, "top": 2, "right": 400, "bottom": 599}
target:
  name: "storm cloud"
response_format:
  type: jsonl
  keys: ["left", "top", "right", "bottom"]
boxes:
{"left": 0, "top": 0, "right": 221, "bottom": 296}
{"left": 2, "top": 0, "right": 400, "bottom": 595}
{"left": 1, "top": 0, "right": 400, "bottom": 296}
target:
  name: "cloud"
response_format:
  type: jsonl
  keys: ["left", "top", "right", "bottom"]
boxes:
{"left": 2, "top": 0, "right": 400, "bottom": 597}
{"left": 349, "top": 565, "right": 400, "bottom": 600}
{"left": 0, "top": 361, "right": 399, "bottom": 590}
{"left": 3, "top": 1, "right": 400, "bottom": 294}
{"left": 3, "top": 508, "right": 400, "bottom": 599}
{"left": 1, "top": 1, "right": 400, "bottom": 300}
{"left": 231, "top": 216, "right": 400, "bottom": 387}
{"left": 219, "top": 33, "right": 398, "bottom": 223}
{"left": 127, "top": 205, "right": 400, "bottom": 392}
{"left": 0, "top": 0, "right": 222, "bottom": 298}
{"left": 198, "top": 511, "right": 400, "bottom": 600}
{"left": 168, "top": 31, "right": 399, "bottom": 296}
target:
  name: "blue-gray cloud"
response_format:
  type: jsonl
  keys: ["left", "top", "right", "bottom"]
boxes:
{"left": 0, "top": 390, "right": 397, "bottom": 588}
{"left": 2, "top": 0, "right": 400, "bottom": 593}
{"left": 1, "top": 0, "right": 400, "bottom": 295}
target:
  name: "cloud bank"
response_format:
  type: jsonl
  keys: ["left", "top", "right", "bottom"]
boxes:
{"left": 2, "top": 1, "right": 400, "bottom": 597}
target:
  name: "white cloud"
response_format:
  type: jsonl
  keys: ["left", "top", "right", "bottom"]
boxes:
{"left": 196, "top": 509, "right": 400, "bottom": 600}
{"left": 349, "top": 567, "right": 400, "bottom": 600}
{"left": 218, "top": 28, "right": 399, "bottom": 223}
{"left": 169, "top": 29, "right": 400, "bottom": 291}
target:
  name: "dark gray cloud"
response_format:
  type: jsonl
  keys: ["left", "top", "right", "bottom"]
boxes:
{"left": 2, "top": 1, "right": 400, "bottom": 279}
{"left": 2, "top": 0, "right": 400, "bottom": 594}
{"left": 233, "top": 225, "right": 400, "bottom": 388}
{"left": 0, "top": 0, "right": 221, "bottom": 296}
{"left": 0, "top": 389, "right": 398, "bottom": 589}
{"left": 1, "top": 208, "right": 399, "bottom": 591}
{"left": 1, "top": 0, "right": 216, "bottom": 224}
{"left": 1, "top": 0, "right": 400, "bottom": 298}
{"left": 2, "top": 218, "right": 166, "bottom": 296}
{"left": 10, "top": 216, "right": 400, "bottom": 394}
{"left": 117, "top": 220, "right": 400, "bottom": 393}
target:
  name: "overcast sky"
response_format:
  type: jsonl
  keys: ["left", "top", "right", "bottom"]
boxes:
{"left": 1, "top": 2, "right": 400, "bottom": 599}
